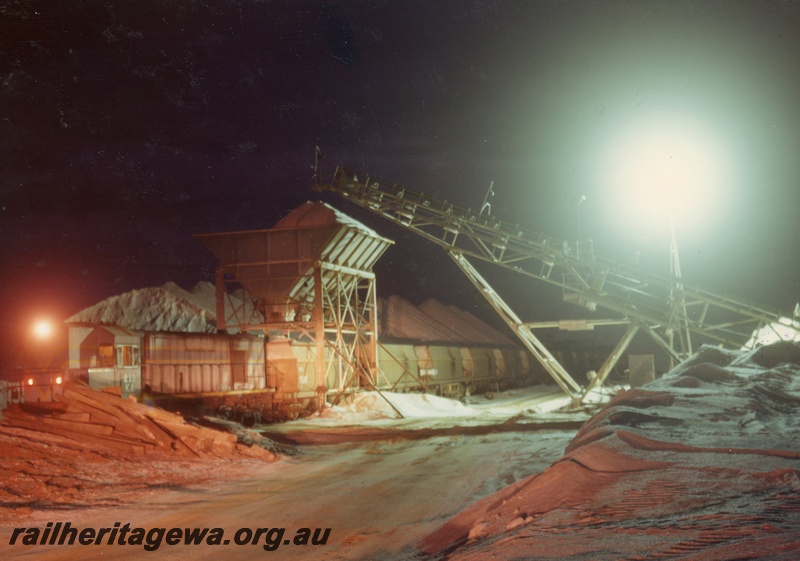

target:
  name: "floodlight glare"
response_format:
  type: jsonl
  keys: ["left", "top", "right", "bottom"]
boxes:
{"left": 603, "top": 115, "right": 730, "bottom": 236}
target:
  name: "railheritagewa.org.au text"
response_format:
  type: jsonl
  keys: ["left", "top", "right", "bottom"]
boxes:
{"left": 8, "top": 522, "right": 331, "bottom": 551}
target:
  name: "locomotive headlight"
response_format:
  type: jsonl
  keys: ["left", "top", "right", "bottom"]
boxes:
{"left": 55, "top": 376, "right": 63, "bottom": 385}
{"left": 27, "top": 378, "right": 34, "bottom": 386}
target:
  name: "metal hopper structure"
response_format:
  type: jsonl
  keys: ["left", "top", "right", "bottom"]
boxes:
{"left": 195, "top": 201, "right": 394, "bottom": 407}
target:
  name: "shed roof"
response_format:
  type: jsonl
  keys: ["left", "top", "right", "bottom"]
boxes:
{"left": 378, "top": 295, "right": 465, "bottom": 343}
{"left": 418, "top": 299, "right": 515, "bottom": 346}
{"left": 379, "top": 296, "right": 516, "bottom": 347}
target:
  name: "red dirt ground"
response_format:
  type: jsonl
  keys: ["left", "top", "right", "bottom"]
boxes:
{"left": 0, "top": 425, "right": 271, "bottom": 526}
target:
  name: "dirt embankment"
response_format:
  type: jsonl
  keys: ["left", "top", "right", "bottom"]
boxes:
{"left": 0, "top": 383, "right": 282, "bottom": 525}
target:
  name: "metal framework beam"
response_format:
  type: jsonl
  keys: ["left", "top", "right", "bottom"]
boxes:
{"left": 314, "top": 164, "right": 800, "bottom": 403}
{"left": 582, "top": 322, "right": 640, "bottom": 398}
{"left": 448, "top": 251, "right": 582, "bottom": 400}
{"left": 214, "top": 258, "right": 380, "bottom": 410}
{"left": 314, "top": 166, "right": 797, "bottom": 350}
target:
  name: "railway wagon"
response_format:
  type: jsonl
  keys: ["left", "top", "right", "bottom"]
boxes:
{"left": 69, "top": 324, "right": 540, "bottom": 421}
{"left": 142, "top": 331, "right": 266, "bottom": 395}
{"left": 377, "top": 342, "right": 535, "bottom": 398}
{"left": 142, "top": 334, "right": 537, "bottom": 418}
{"left": 259, "top": 339, "right": 536, "bottom": 401}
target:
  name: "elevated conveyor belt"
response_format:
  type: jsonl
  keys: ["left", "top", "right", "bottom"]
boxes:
{"left": 314, "top": 165, "right": 799, "bottom": 402}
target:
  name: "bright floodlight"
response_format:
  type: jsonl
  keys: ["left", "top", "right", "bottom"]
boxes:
{"left": 604, "top": 115, "right": 729, "bottom": 235}
{"left": 32, "top": 319, "right": 53, "bottom": 339}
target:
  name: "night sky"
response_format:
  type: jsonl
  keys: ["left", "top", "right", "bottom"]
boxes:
{"left": 3, "top": 1, "right": 800, "bottom": 352}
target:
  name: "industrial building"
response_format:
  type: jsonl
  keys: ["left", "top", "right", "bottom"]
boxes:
{"left": 63, "top": 202, "right": 539, "bottom": 422}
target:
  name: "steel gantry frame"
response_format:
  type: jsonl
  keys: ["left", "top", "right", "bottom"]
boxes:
{"left": 196, "top": 202, "right": 395, "bottom": 412}
{"left": 314, "top": 165, "right": 799, "bottom": 403}
{"left": 212, "top": 259, "right": 381, "bottom": 404}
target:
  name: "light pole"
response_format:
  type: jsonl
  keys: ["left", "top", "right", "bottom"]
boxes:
{"left": 603, "top": 116, "right": 727, "bottom": 362}
{"left": 577, "top": 194, "right": 589, "bottom": 260}
{"left": 667, "top": 209, "right": 692, "bottom": 365}
{"left": 577, "top": 194, "right": 587, "bottom": 240}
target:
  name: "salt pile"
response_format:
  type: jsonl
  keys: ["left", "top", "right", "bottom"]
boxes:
{"left": 420, "top": 341, "right": 800, "bottom": 560}
{"left": 317, "top": 391, "right": 480, "bottom": 422}
{"left": 67, "top": 281, "right": 258, "bottom": 333}
{"left": 746, "top": 314, "right": 800, "bottom": 347}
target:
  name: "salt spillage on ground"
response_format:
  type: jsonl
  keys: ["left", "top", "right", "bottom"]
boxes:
{"left": 259, "top": 384, "right": 607, "bottom": 448}
{"left": 295, "top": 385, "right": 600, "bottom": 425}
{"left": 419, "top": 341, "right": 800, "bottom": 560}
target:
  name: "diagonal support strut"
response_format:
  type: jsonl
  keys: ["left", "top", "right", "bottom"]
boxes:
{"left": 448, "top": 251, "right": 583, "bottom": 400}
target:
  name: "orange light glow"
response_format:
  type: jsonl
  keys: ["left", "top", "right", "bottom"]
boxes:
{"left": 32, "top": 319, "right": 54, "bottom": 339}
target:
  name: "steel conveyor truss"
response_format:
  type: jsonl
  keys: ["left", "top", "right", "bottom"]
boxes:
{"left": 314, "top": 165, "right": 798, "bottom": 403}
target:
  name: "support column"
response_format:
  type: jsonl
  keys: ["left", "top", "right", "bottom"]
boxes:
{"left": 582, "top": 322, "right": 640, "bottom": 398}
{"left": 448, "top": 251, "right": 583, "bottom": 401}
{"left": 643, "top": 324, "right": 683, "bottom": 366}
{"left": 215, "top": 267, "right": 226, "bottom": 333}
{"left": 313, "top": 264, "right": 326, "bottom": 412}
{"left": 368, "top": 277, "right": 379, "bottom": 385}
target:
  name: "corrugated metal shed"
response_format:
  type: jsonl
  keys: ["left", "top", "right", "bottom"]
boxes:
{"left": 378, "top": 295, "right": 516, "bottom": 346}
{"left": 378, "top": 295, "right": 465, "bottom": 343}
{"left": 418, "top": 299, "right": 515, "bottom": 346}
